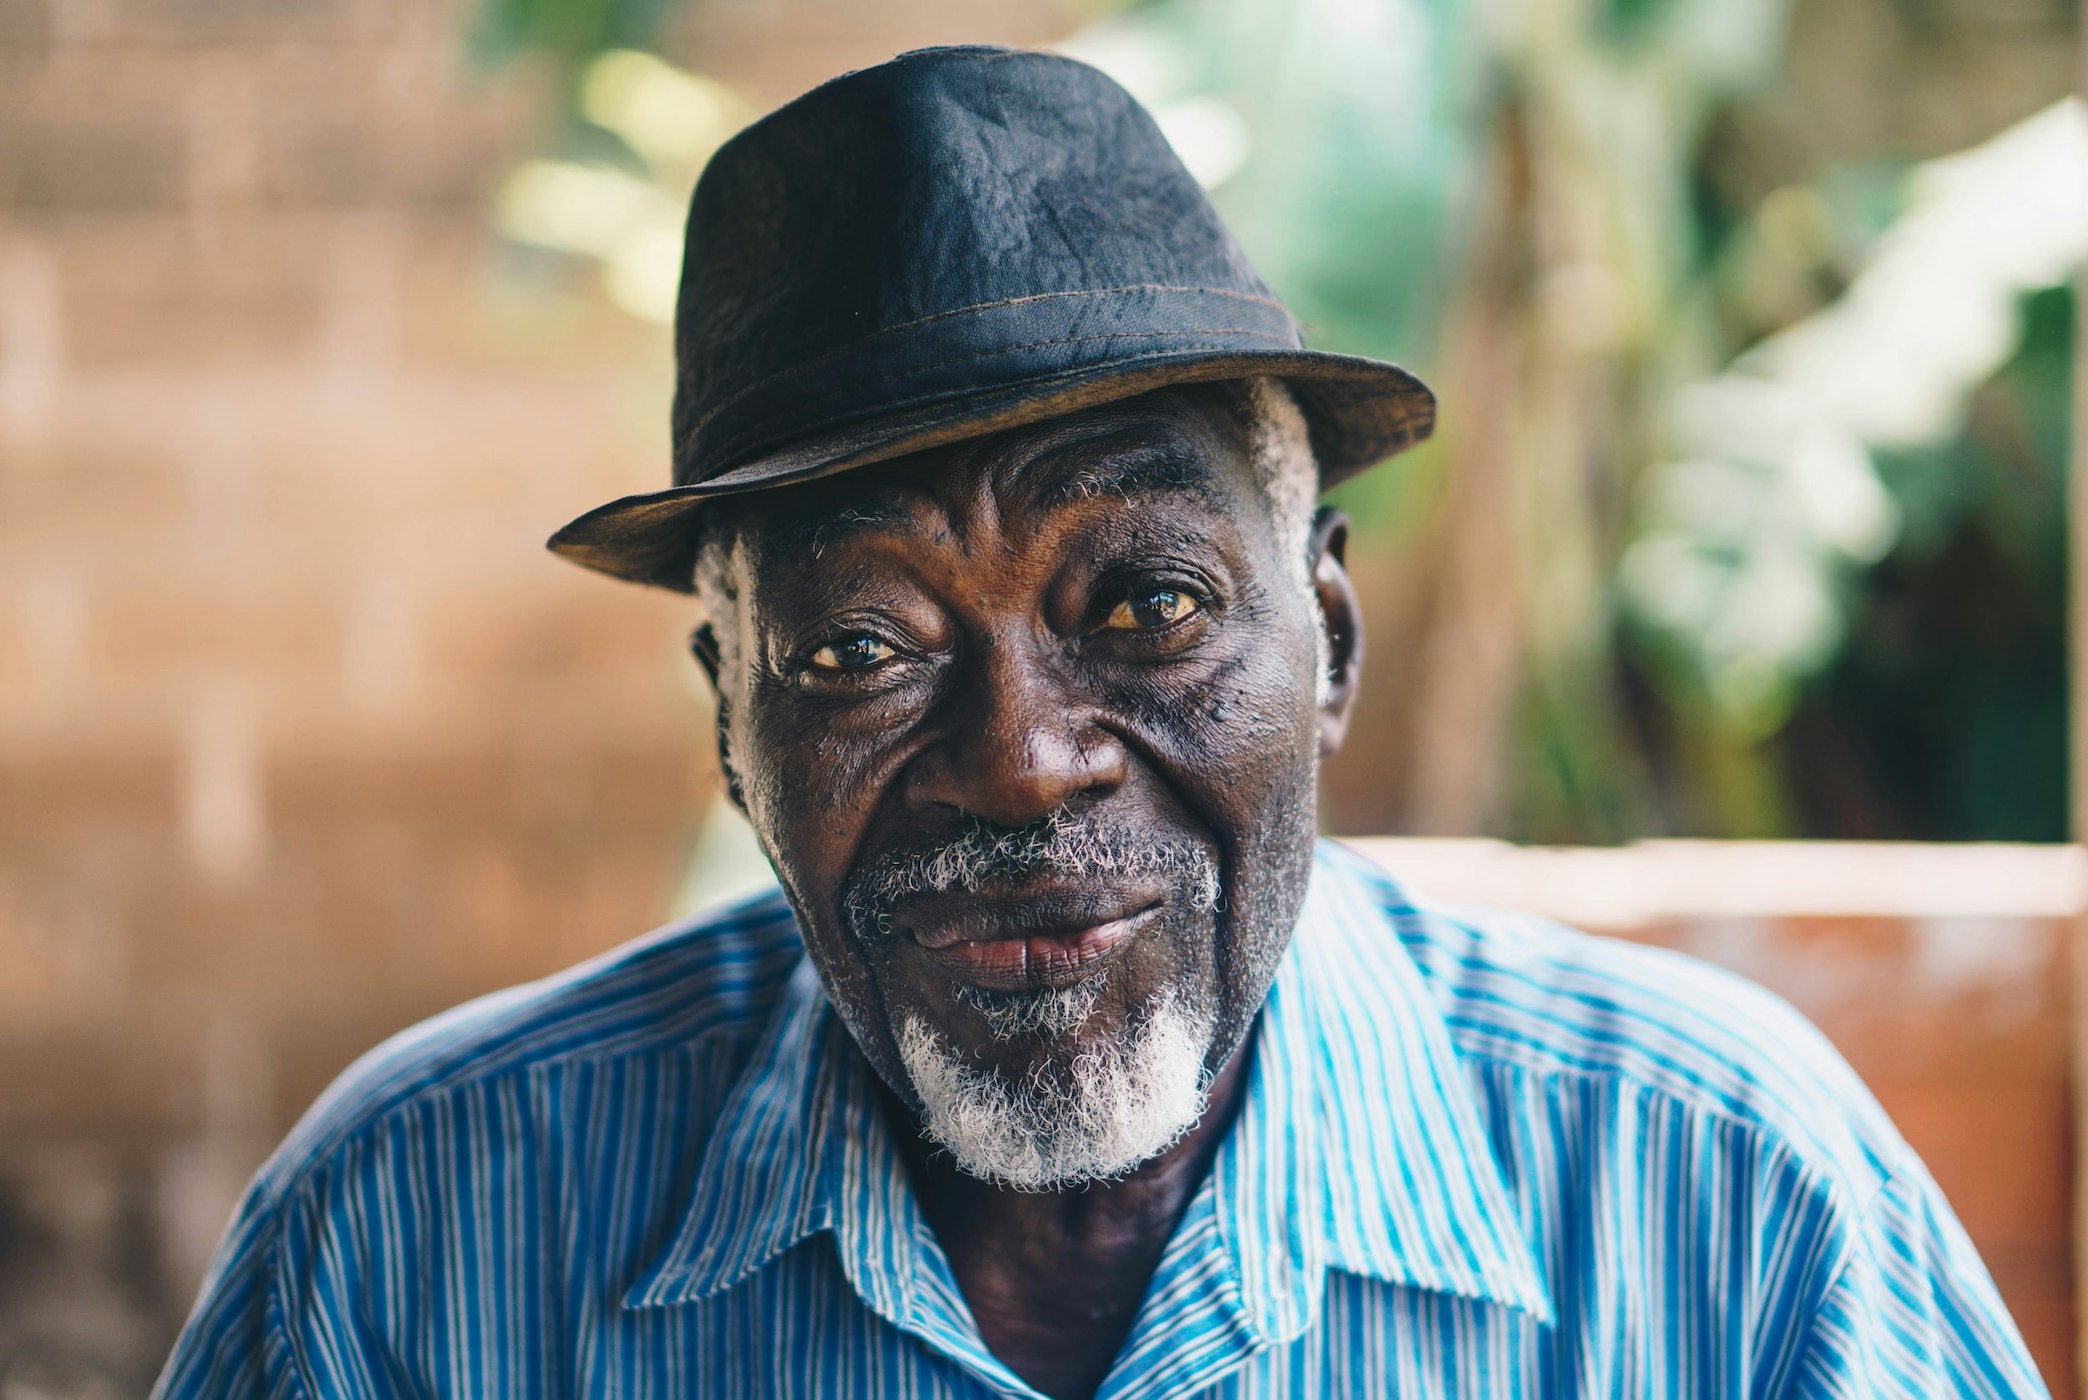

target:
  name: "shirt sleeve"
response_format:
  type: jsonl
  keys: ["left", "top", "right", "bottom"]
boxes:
{"left": 152, "top": 1177, "right": 310, "bottom": 1400}
{"left": 1787, "top": 1156, "right": 2049, "bottom": 1399}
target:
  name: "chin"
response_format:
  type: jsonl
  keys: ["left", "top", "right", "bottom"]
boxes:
{"left": 896, "top": 985, "right": 1218, "bottom": 1191}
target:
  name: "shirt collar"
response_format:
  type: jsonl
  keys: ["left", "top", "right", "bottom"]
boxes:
{"left": 1287, "top": 842, "right": 1552, "bottom": 1322}
{"left": 626, "top": 842, "right": 1550, "bottom": 1346}
{"left": 625, "top": 958, "right": 1034, "bottom": 1389}
{"left": 624, "top": 956, "right": 851, "bottom": 1309}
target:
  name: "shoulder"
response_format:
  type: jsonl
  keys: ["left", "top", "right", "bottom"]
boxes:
{"left": 1314, "top": 840, "right": 1906, "bottom": 1202}
{"left": 253, "top": 884, "right": 804, "bottom": 1200}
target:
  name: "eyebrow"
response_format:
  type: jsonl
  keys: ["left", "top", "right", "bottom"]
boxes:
{"left": 772, "top": 436, "right": 1224, "bottom": 559}
{"left": 1027, "top": 439, "right": 1222, "bottom": 511}
{"left": 798, "top": 502, "right": 918, "bottom": 558}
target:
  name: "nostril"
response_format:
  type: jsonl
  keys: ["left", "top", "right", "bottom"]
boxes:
{"left": 1072, "top": 730, "right": 1129, "bottom": 796}
{"left": 901, "top": 718, "right": 1127, "bottom": 828}
{"left": 899, "top": 759, "right": 955, "bottom": 813}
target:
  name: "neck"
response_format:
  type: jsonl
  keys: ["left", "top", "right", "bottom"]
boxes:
{"left": 880, "top": 1032, "right": 1255, "bottom": 1400}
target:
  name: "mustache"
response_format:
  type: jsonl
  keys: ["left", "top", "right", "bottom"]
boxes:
{"left": 840, "top": 810, "right": 1221, "bottom": 940}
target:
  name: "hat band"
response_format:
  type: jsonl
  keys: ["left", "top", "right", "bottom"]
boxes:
{"left": 677, "top": 284, "right": 1306, "bottom": 485}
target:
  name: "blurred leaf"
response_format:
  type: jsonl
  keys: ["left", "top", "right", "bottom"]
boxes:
{"left": 1621, "top": 101, "right": 2086, "bottom": 763}
{"left": 468, "top": 0, "right": 673, "bottom": 70}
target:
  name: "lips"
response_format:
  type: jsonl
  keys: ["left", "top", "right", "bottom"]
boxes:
{"left": 892, "top": 888, "right": 1161, "bottom": 991}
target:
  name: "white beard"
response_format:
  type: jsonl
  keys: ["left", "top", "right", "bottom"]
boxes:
{"left": 953, "top": 975, "right": 1112, "bottom": 1042}
{"left": 896, "top": 993, "right": 1213, "bottom": 1190}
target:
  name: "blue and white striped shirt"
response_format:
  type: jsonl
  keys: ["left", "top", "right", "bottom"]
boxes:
{"left": 158, "top": 841, "right": 2045, "bottom": 1397}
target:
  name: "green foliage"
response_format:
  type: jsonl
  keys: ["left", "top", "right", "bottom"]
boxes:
{"left": 469, "top": 0, "right": 2082, "bottom": 843}
{"left": 467, "top": 0, "right": 673, "bottom": 71}
{"left": 1787, "top": 285, "right": 2073, "bottom": 840}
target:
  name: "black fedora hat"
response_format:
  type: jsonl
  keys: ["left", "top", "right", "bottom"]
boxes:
{"left": 549, "top": 44, "right": 1435, "bottom": 592}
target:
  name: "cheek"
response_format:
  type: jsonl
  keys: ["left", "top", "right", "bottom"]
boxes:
{"left": 1103, "top": 613, "right": 1322, "bottom": 798}
{"left": 730, "top": 684, "right": 919, "bottom": 1080}
{"left": 727, "top": 698, "right": 885, "bottom": 968}
{"left": 736, "top": 684, "right": 898, "bottom": 837}
{"left": 1100, "top": 610, "right": 1322, "bottom": 1034}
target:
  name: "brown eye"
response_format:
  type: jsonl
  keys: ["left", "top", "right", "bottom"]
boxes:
{"left": 809, "top": 634, "right": 895, "bottom": 671}
{"left": 1101, "top": 588, "right": 1198, "bottom": 632}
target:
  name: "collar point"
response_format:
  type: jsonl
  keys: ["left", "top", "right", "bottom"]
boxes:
{"left": 623, "top": 1257, "right": 754, "bottom": 1311}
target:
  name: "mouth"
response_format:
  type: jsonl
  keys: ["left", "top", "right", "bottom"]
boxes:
{"left": 893, "top": 889, "right": 1162, "bottom": 992}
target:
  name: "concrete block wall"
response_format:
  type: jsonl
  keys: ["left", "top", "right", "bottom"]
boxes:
{"left": 0, "top": 1, "right": 716, "bottom": 1388}
{"left": 0, "top": 0, "right": 1067, "bottom": 1391}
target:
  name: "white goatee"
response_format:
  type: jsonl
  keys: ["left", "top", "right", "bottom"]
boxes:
{"left": 896, "top": 993, "right": 1211, "bottom": 1190}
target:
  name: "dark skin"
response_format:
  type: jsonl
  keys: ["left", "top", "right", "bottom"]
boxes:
{"left": 691, "top": 384, "right": 1364, "bottom": 1399}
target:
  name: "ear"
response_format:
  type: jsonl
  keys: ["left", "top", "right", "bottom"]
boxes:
{"left": 690, "top": 624, "right": 723, "bottom": 689}
{"left": 689, "top": 625, "right": 749, "bottom": 813}
{"left": 1307, "top": 507, "right": 1363, "bottom": 757}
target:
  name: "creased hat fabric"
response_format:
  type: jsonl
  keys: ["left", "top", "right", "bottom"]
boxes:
{"left": 550, "top": 45, "right": 1435, "bottom": 591}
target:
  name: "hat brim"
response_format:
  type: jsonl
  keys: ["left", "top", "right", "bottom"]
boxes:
{"left": 547, "top": 347, "right": 1434, "bottom": 592}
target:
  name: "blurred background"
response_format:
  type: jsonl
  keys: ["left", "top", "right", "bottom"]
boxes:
{"left": 1, "top": 0, "right": 2083, "bottom": 1392}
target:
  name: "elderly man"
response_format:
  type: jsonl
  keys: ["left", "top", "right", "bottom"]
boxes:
{"left": 160, "top": 46, "right": 2041, "bottom": 1400}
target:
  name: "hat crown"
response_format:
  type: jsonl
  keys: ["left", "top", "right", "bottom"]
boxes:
{"left": 671, "top": 46, "right": 1289, "bottom": 484}
{"left": 547, "top": 44, "right": 1434, "bottom": 593}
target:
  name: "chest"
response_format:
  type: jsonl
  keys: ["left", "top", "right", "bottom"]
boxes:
{"left": 954, "top": 1249, "right": 1162, "bottom": 1399}
{"left": 358, "top": 1241, "right": 1694, "bottom": 1400}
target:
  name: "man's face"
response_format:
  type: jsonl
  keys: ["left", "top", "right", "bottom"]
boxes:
{"left": 703, "top": 385, "right": 1357, "bottom": 1183}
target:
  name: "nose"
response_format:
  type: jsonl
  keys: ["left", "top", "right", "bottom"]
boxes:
{"left": 902, "top": 636, "right": 1128, "bottom": 826}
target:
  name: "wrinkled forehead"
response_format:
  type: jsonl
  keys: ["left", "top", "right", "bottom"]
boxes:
{"left": 733, "top": 386, "right": 1270, "bottom": 573}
